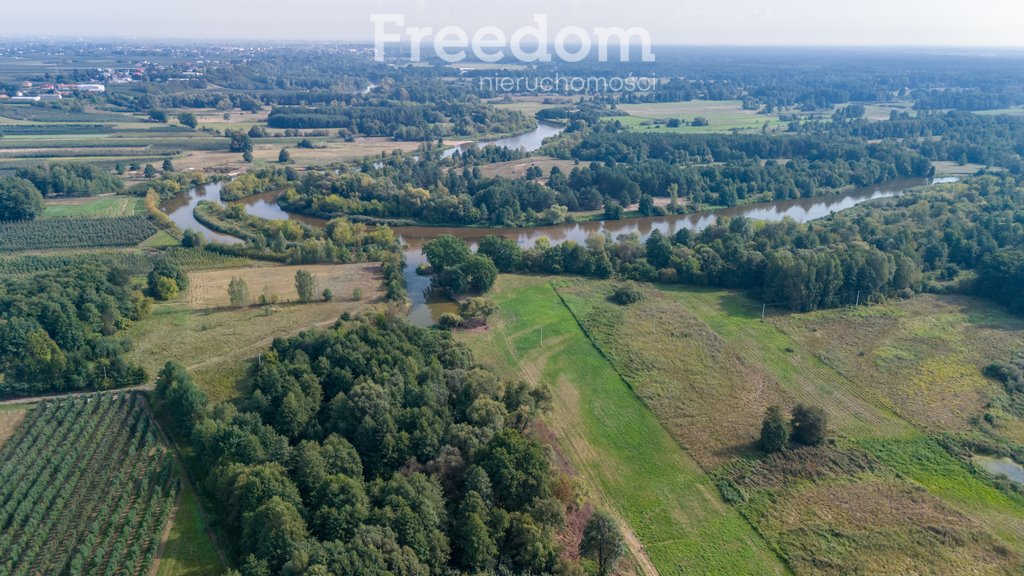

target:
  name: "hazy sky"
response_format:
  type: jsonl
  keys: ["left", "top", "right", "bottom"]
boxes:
{"left": 2, "top": 0, "right": 1024, "bottom": 46}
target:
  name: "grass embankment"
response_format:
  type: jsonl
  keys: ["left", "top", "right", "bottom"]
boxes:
{"left": 460, "top": 275, "right": 787, "bottom": 576}
{"left": 553, "top": 280, "right": 1024, "bottom": 573}
{"left": 126, "top": 263, "right": 385, "bottom": 404}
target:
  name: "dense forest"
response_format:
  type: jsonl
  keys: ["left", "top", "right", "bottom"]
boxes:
{"left": 0, "top": 263, "right": 150, "bottom": 397}
{"left": 158, "top": 315, "right": 568, "bottom": 576}
{"left": 802, "top": 110, "right": 1024, "bottom": 174}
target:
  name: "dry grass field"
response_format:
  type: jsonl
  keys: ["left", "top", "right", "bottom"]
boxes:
{"left": 773, "top": 294, "right": 1024, "bottom": 443}
{"left": 556, "top": 281, "right": 913, "bottom": 466}
{"left": 127, "top": 263, "right": 385, "bottom": 403}
{"left": 184, "top": 263, "right": 380, "bottom": 309}
{"left": 0, "top": 407, "right": 29, "bottom": 448}
{"left": 475, "top": 156, "right": 578, "bottom": 180}
{"left": 174, "top": 138, "right": 424, "bottom": 172}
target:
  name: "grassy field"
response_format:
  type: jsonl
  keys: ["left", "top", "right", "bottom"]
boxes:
{"left": 722, "top": 440, "right": 1022, "bottom": 575}
{"left": 460, "top": 275, "right": 787, "bottom": 576}
{"left": 42, "top": 195, "right": 144, "bottom": 218}
{"left": 773, "top": 295, "right": 1024, "bottom": 443}
{"left": 147, "top": 394, "right": 225, "bottom": 576}
{"left": 127, "top": 263, "right": 385, "bottom": 403}
{"left": 556, "top": 281, "right": 911, "bottom": 465}
{"left": 932, "top": 160, "right": 989, "bottom": 176}
{"left": 155, "top": 478, "right": 224, "bottom": 576}
{"left": 975, "top": 108, "right": 1024, "bottom": 116}
{"left": 616, "top": 101, "right": 788, "bottom": 134}
{"left": 488, "top": 95, "right": 577, "bottom": 116}
{"left": 550, "top": 279, "right": 1024, "bottom": 573}
{"left": 475, "top": 156, "right": 578, "bottom": 180}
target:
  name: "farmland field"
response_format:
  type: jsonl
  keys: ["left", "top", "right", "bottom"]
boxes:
{"left": 0, "top": 247, "right": 251, "bottom": 276}
{"left": 173, "top": 137, "right": 424, "bottom": 172}
{"left": 184, "top": 262, "right": 381, "bottom": 309}
{"left": 0, "top": 104, "right": 426, "bottom": 177}
{"left": 0, "top": 392, "right": 177, "bottom": 576}
{"left": 460, "top": 275, "right": 787, "bottom": 576}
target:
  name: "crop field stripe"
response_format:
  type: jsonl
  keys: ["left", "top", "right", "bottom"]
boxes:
{"left": 463, "top": 276, "right": 789, "bottom": 575}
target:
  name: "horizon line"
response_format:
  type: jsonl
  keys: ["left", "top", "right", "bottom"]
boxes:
{"left": 2, "top": 35, "right": 1024, "bottom": 51}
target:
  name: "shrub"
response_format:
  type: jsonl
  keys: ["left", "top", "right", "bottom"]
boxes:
{"left": 438, "top": 313, "right": 463, "bottom": 329}
{"left": 153, "top": 276, "right": 180, "bottom": 300}
{"left": 791, "top": 404, "right": 828, "bottom": 446}
{"left": 459, "top": 297, "right": 498, "bottom": 321}
{"left": 759, "top": 405, "right": 790, "bottom": 453}
{"left": 611, "top": 283, "right": 643, "bottom": 305}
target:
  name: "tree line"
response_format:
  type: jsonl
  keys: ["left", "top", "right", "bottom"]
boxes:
{"left": 429, "top": 175, "right": 1024, "bottom": 315}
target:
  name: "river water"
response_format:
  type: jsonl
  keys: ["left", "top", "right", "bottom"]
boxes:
{"left": 161, "top": 124, "right": 942, "bottom": 326}
{"left": 441, "top": 122, "right": 564, "bottom": 159}
{"left": 973, "top": 455, "right": 1024, "bottom": 486}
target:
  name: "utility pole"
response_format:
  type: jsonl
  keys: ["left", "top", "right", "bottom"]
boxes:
{"left": 855, "top": 290, "right": 861, "bottom": 307}
{"left": 761, "top": 303, "right": 767, "bottom": 321}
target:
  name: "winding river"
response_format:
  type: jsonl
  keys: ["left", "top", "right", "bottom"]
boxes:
{"left": 161, "top": 124, "right": 946, "bottom": 326}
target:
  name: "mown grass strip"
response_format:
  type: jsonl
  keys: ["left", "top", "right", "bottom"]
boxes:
{"left": 462, "top": 276, "right": 789, "bottom": 576}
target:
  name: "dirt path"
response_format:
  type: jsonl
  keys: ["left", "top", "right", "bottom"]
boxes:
{"left": 148, "top": 491, "right": 179, "bottom": 576}
{"left": 0, "top": 384, "right": 152, "bottom": 406}
{"left": 141, "top": 396, "right": 230, "bottom": 573}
